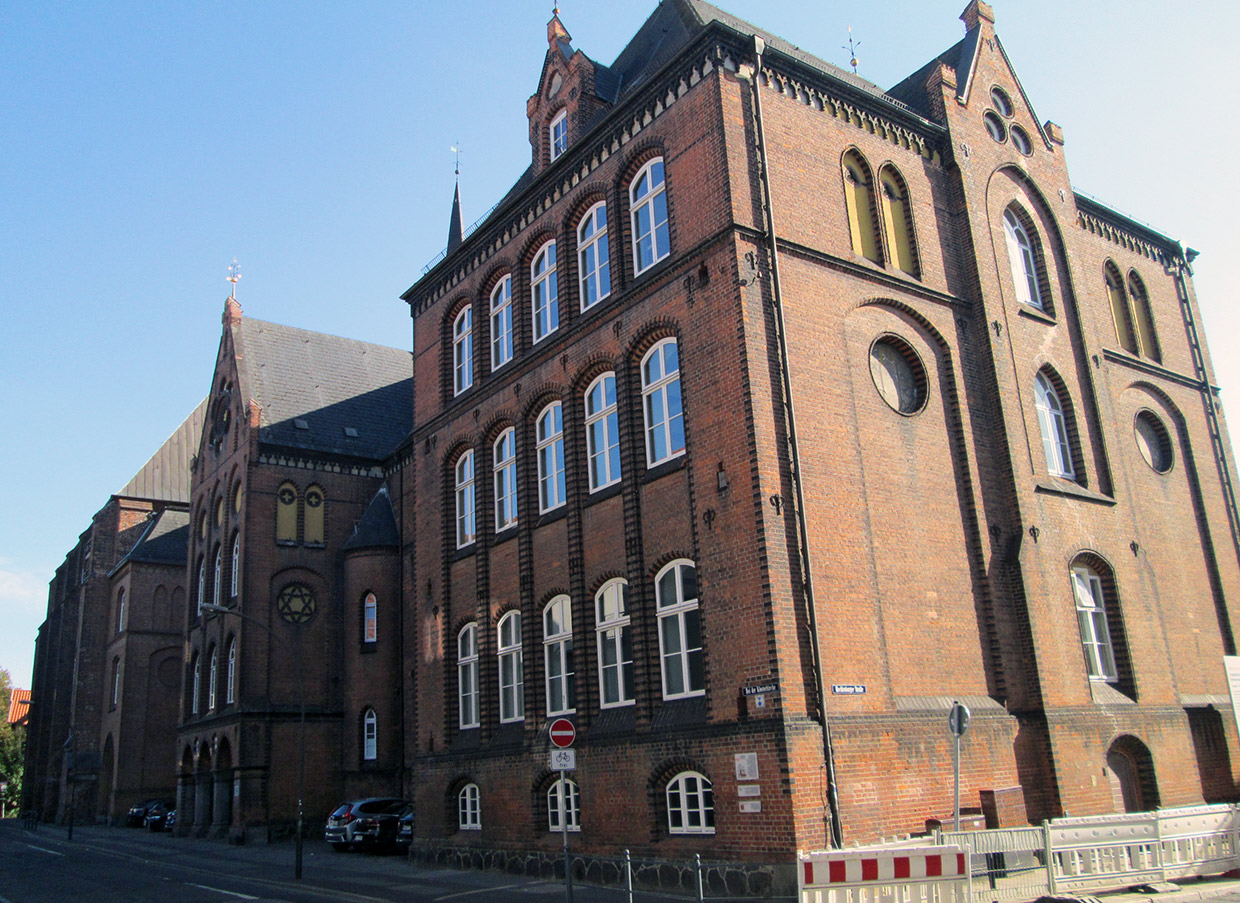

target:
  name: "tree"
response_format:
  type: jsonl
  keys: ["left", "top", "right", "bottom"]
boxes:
{"left": 0, "top": 668, "right": 24, "bottom": 815}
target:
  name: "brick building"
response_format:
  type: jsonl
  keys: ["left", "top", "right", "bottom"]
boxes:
{"left": 398, "top": 0, "right": 1240, "bottom": 882}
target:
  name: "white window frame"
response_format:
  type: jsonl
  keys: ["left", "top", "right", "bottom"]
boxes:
{"left": 1034, "top": 372, "right": 1075, "bottom": 479}
{"left": 363, "top": 708, "right": 377, "bottom": 760}
{"left": 208, "top": 647, "right": 217, "bottom": 711}
{"left": 498, "top": 610, "right": 525, "bottom": 723}
{"left": 1003, "top": 208, "right": 1042, "bottom": 310}
{"left": 549, "top": 109, "right": 568, "bottom": 161}
{"left": 455, "top": 451, "right": 476, "bottom": 548}
{"left": 459, "top": 783, "right": 481, "bottom": 830}
{"left": 191, "top": 655, "right": 200, "bottom": 715}
{"left": 595, "top": 579, "right": 634, "bottom": 708}
{"left": 213, "top": 548, "right": 222, "bottom": 609}
{"left": 364, "top": 592, "right": 377, "bottom": 643}
{"left": 453, "top": 306, "right": 474, "bottom": 396}
{"left": 458, "top": 623, "right": 479, "bottom": 729}
{"left": 493, "top": 428, "right": 518, "bottom": 532}
{"left": 230, "top": 535, "right": 240, "bottom": 598}
{"left": 490, "top": 275, "right": 513, "bottom": 371}
{"left": 585, "top": 373, "right": 620, "bottom": 492}
{"left": 536, "top": 402, "right": 566, "bottom": 513}
{"left": 641, "top": 338, "right": 685, "bottom": 467}
{"left": 655, "top": 559, "right": 704, "bottom": 700}
{"left": 630, "top": 157, "right": 669, "bottom": 274}
{"left": 531, "top": 240, "right": 559, "bottom": 343}
{"left": 578, "top": 202, "right": 611, "bottom": 310}
{"left": 226, "top": 638, "right": 236, "bottom": 704}
{"left": 666, "top": 771, "right": 715, "bottom": 835}
{"left": 543, "top": 595, "right": 575, "bottom": 716}
{"left": 116, "top": 588, "right": 125, "bottom": 634}
{"left": 111, "top": 657, "right": 120, "bottom": 706}
{"left": 197, "top": 560, "right": 205, "bottom": 616}
{"left": 1072, "top": 565, "right": 1118, "bottom": 682}
{"left": 548, "top": 777, "right": 580, "bottom": 832}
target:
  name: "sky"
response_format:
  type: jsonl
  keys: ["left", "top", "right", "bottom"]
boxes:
{"left": 2, "top": 0, "right": 1237, "bottom": 690}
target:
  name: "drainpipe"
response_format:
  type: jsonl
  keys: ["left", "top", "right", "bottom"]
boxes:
{"left": 743, "top": 35, "right": 843, "bottom": 849}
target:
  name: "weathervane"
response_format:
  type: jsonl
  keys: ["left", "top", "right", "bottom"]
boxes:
{"left": 451, "top": 143, "right": 461, "bottom": 178}
{"left": 842, "top": 26, "right": 860, "bottom": 74}
{"left": 227, "top": 258, "right": 242, "bottom": 299}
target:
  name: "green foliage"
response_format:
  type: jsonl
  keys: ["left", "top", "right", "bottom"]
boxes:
{"left": 0, "top": 668, "right": 25, "bottom": 813}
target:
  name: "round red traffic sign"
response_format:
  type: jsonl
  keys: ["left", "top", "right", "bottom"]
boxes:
{"left": 549, "top": 718, "right": 576, "bottom": 748}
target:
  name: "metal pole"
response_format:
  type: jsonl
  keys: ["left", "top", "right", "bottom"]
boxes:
{"left": 562, "top": 777, "right": 572, "bottom": 903}
{"left": 954, "top": 729, "right": 961, "bottom": 832}
{"left": 626, "top": 848, "right": 633, "bottom": 903}
{"left": 295, "top": 630, "right": 306, "bottom": 880}
{"left": 695, "top": 853, "right": 704, "bottom": 902}
{"left": 67, "top": 782, "right": 76, "bottom": 841}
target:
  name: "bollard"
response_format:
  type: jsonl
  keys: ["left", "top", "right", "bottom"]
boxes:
{"left": 625, "top": 849, "right": 634, "bottom": 903}
{"left": 695, "top": 853, "right": 704, "bottom": 902}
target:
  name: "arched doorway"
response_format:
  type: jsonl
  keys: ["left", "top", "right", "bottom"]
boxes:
{"left": 194, "top": 745, "right": 213, "bottom": 836}
{"left": 99, "top": 735, "right": 115, "bottom": 823}
{"left": 213, "top": 738, "right": 233, "bottom": 836}
{"left": 1106, "top": 736, "right": 1159, "bottom": 813}
{"left": 177, "top": 746, "right": 195, "bottom": 835}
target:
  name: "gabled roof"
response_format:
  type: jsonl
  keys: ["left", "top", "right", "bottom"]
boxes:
{"left": 231, "top": 318, "right": 412, "bottom": 462}
{"left": 886, "top": 36, "right": 969, "bottom": 120}
{"left": 110, "top": 508, "right": 190, "bottom": 574}
{"left": 118, "top": 399, "right": 207, "bottom": 503}
{"left": 7, "top": 689, "right": 31, "bottom": 726}
{"left": 343, "top": 486, "right": 400, "bottom": 551}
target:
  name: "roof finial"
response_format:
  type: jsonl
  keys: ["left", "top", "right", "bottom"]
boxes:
{"left": 226, "top": 258, "right": 242, "bottom": 299}
{"left": 447, "top": 146, "right": 464, "bottom": 253}
{"left": 451, "top": 142, "right": 461, "bottom": 179}
{"left": 842, "top": 26, "right": 860, "bottom": 74}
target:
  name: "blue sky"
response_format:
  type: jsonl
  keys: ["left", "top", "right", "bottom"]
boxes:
{"left": 2, "top": 0, "right": 1237, "bottom": 689}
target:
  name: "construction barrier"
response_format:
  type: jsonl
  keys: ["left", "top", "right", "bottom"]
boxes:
{"left": 800, "top": 845, "right": 970, "bottom": 903}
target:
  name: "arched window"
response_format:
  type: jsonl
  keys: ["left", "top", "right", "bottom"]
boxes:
{"left": 493, "top": 428, "right": 517, "bottom": 531}
{"left": 196, "top": 560, "right": 206, "bottom": 616}
{"left": 1105, "top": 263, "right": 1138, "bottom": 354}
{"left": 585, "top": 373, "right": 620, "bottom": 491}
{"left": 549, "top": 109, "right": 568, "bottom": 161}
{"left": 212, "top": 547, "right": 222, "bottom": 609}
{"left": 363, "top": 592, "right": 377, "bottom": 643}
{"left": 191, "top": 654, "right": 201, "bottom": 716}
{"left": 230, "top": 535, "right": 240, "bottom": 598}
{"left": 111, "top": 657, "right": 121, "bottom": 708}
{"left": 458, "top": 783, "right": 481, "bottom": 830}
{"left": 578, "top": 202, "right": 611, "bottom": 309}
{"left": 1128, "top": 271, "right": 1160, "bottom": 362}
{"left": 498, "top": 611, "right": 524, "bottom": 723}
{"left": 304, "top": 485, "right": 324, "bottom": 544}
{"left": 1034, "top": 372, "right": 1076, "bottom": 480}
{"left": 458, "top": 623, "right": 479, "bottom": 729}
{"left": 362, "top": 708, "right": 377, "bottom": 761}
{"left": 116, "top": 588, "right": 125, "bottom": 634}
{"left": 543, "top": 595, "right": 575, "bottom": 716}
{"left": 655, "top": 560, "right": 703, "bottom": 699}
{"left": 208, "top": 646, "right": 218, "bottom": 711}
{"left": 536, "top": 402, "right": 566, "bottom": 513}
{"left": 455, "top": 451, "right": 476, "bottom": 548}
{"left": 453, "top": 306, "right": 474, "bottom": 395}
{"left": 490, "top": 276, "right": 513, "bottom": 371}
{"left": 276, "top": 482, "right": 298, "bottom": 543}
{"left": 631, "top": 157, "right": 669, "bottom": 273}
{"left": 226, "top": 638, "right": 236, "bottom": 704}
{"left": 1071, "top": 563, "right": 1119, "bottom": 683}
{"left": 641, "top": 339, "right": 685, "bottom": 466}
{"left": 531, "top": 240, "right": 559, "bottom": 343}
{"left": 666, "top": 771, "right": 714, "bottom": 834}
{"left": 1002, "top": 207, "right": 1047, "bottom": 310}
{"left": 595, "top": 579, "right": 634, "bottom": 707}
{"left": 878, "top": 166, "right": 919, "bottom": 277}
{"left": 548, "top": 777, "right": 580, "bottom": 832}
{"left": 842, "top": 150, "right": 882, "bottom": 264}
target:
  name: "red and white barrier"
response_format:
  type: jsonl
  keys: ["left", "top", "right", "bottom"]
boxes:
{"left": 799, "top": 846, "right": 970, "bottom": 903}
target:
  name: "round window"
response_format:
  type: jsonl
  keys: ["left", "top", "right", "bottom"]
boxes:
{"left": 990, "top": 86, "right": 1014, "bottom": 117}
{"left": 984, "top": 111, "right": 1007, "bottom": 143}
{"left": 869, "top": 338, "right": 927, "bottom": 414}
{"left": 1010, "top": 125, "right": 1032, "bottom": 156}
{"left": 276, "top": 584, "right": 317, "bottom": 625}
{"left": 1134, "top": 411, "right": 1172, "bottom": 474}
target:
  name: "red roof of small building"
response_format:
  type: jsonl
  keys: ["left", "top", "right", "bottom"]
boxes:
{"left": 7, "top": 689, "right": 30, "bottom": 726}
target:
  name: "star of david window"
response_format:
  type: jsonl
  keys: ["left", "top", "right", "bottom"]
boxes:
{"left": 276, "top": 583, "right": 316, "bottom": 624}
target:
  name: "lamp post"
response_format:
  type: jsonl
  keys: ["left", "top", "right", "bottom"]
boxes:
{"left": 201, "top": 603, "right": 307, "bottom": 879}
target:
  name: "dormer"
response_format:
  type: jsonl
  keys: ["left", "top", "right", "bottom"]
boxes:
{"left": 526, "top": 11, "right": 613, "bottom": 174}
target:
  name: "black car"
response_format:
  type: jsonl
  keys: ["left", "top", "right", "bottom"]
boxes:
{"left": 324, "top": 798, "right": 411, "bottom": 852}
{"left": 393, "top": 805, "right": 414, "bottom": 851}
{"left": 143, "top": 799, "right": 176, "bottom": 832}
{"left": 126, "top": 798, "right": 171, "bottom": 827}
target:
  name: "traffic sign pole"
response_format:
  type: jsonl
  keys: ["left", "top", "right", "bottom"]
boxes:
{"left": 948, "top": 701, "right": 970, "bottom": 832}
{"left": 546, "top": 718, "right": 576, "bottom": 903}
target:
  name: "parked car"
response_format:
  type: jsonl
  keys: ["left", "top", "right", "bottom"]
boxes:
{"left": 394, "top": 804, "right": 414, "bottom": 851}
{"left": 324, "top": 798, "right": 411, "bottom": 851}
{"left": 143, "top": 799, "right": 176, "bottom": 832}
{"left": 126, "top": 798, "right": 172, "bottom": 827}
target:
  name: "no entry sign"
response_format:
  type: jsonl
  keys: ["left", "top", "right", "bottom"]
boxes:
{"left": 549, "top": 718, "right": 576, "bottom": 748}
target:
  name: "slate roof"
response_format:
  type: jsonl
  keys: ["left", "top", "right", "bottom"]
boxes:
{"left": 231, "top": 318, "right": 412, "bottom": 462}
{"left": 886, "top": 35, "right": 973, "bottom": 120}
{"left": 343, "top": 486, "right": 400, "bottom": 551}
{"left": 113, "top": 509, "right": 190, "bottom": 572}
{"left": 118, "top": 400, "right": 207, "bottom": 503}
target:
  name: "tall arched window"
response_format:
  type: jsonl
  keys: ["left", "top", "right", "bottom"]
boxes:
{"left": 549, "top": 109, "right": 568, "bottom": 161}
{"left": 536, "top": 402, "right": 566, "bottom": 513}
{"left": 543, "top": 595, "right": 575, "bottom": 716}
{"left": 191, "top": 654, "right": 201, "bottom": 716}
{"left": 212, "top": 547, "right": 222, "bottom": 609}
{"left": 457, "top": 623, "right": 479, "bottom": 729}
{"left": 363, "top": 592, "right": 377, "bottom": 643}
{"left": 578, "top": 202, "right": 611, "bottom": 309}
{"left": 116, "top": 588, "right": 126, "bottom": 634}
{"left": 548, "top": 777, "right": 580, "bottom": 832}
{"left": 595, "top": 579, "right": 633, "bottom": 707}
{"left": 230, "top": 535, "right": 240, "bottom": 598}
{"left": 226, "top": 638, "right": 236, "bottom": 704}
{"left": 655, "top": 560, "right": 703, "bottom": 699}
{"left": 455, "top": 451, "right": 476, "bottom": 548}
{"left": 1071, "top": 562, "right": 1120, "bottom": 683}
{"left": 842, "top": 150, "right": 882, "bottom": 264}
{"left": 304, "top": 485, "right": 325, "bottom": 544}
{"left": 631, "top": 157, "right": 669, "bottom": 273}
{"left": 641, "top": 339, "right": 685, "bottom": 467}
{"left": 1105, "top": 263, "right": 1138, "bottom": 354}
{"left": 1034, "top": 372, "right": 1076, "bottom": 480}
{"left": 531, "top": 240, "right": 559, "bottom": 343}
{"left": 196, "top": 560, "right": 206, "bottom": 616}
{"left": 666, "top": 771, "right": 714, "bottom": 835}
{"left": 498, "top": 610, "right": 524, "bottom": 723}
{"left": 276, "top": 482, "right": 298, "bottom": 543}
{"left": 493, "top": 428, "right": 517, "bottom": 531}
{"left": 453, "top": 306, "right": 474, "bottom": 395}
{"left": 490, "top": 276, "right": 513, "bottom": 371}
{"left": 878, "top": 166, "right": 919, "bottom": 277}
{"left": 208, "top": 646, "right": 218, "bottom": 711}
{"left": 111, "top": 657, "right": 121, "bottom": 708}
{"left": 585, "top": 373, "right": 620, "bottom": 491}
{"left": 362, "top": 708, "right": 377, "bottom": 761}
{"left": 1128, "top": 271, "right": 1160, "bottom": 362}
{"left": 1002, "top": 206, "right": 1046, "bottom": 311}
{"left": 458, "top": 783, "right": 481, "bottom": 830}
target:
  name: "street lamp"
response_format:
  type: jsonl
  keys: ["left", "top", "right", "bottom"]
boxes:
{"left": 200, "top": 603, "right": 307, "bottom": 879}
